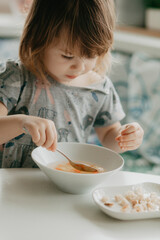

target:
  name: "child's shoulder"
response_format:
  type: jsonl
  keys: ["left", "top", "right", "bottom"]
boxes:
{"left": 0, "top": 59, "right": 23, "bottom": 76}
{"left": 0, "top": 59, "right": 18, "bottom": 69}
{"left": 0, "top": 59, "right": 31, "bottom": 83}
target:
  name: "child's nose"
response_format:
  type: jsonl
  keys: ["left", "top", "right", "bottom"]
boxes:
{"left": 70, "top": 58, "right": 85, "bottom": 72}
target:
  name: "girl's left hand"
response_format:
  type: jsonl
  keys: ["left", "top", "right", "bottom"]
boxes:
{"left": 115, "top": 122, "right": 144, "bottom": 151}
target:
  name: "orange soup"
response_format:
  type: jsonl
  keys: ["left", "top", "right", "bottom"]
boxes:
{"left": 53, "top": 162, "right": 100, "bottom": 174}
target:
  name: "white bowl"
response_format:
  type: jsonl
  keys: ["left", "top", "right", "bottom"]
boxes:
{"left": 31, "top": 142, "right": 124, "bottom": 194}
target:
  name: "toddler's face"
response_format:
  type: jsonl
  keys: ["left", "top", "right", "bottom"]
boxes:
{"left": 43, "top": 38, "right": 98, "bottom": 84}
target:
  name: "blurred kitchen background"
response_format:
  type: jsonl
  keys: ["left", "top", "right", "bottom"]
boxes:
{"left": 0, "top": 0, "right": 160, "bottom": 174}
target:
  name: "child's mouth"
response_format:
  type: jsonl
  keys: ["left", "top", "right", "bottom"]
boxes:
{"left": 66, "top": 75, "right": 77, "bottom": 79}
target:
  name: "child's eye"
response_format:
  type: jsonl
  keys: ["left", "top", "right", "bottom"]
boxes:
{"left": 62, "top": 55, "right": 74, "bottom": 60}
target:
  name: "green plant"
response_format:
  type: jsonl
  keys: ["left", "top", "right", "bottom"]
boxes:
{"left": 144, "top": 0, "right": 160, "bottom": 8}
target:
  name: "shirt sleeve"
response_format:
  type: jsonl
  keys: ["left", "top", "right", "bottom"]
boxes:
{"left": 0, "top": 61, "right": 23, "bottom": 112}
{"left": 93, "top": 77, "right": 125, "bottom": 127}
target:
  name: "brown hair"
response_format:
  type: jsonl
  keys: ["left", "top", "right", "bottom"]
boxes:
{"left": 19, "top": 0, "right": 116, "bottom": 82}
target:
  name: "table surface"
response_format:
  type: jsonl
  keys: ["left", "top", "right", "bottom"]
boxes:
{"left": 0, "top": 169, "right": 160, "bottom": 240}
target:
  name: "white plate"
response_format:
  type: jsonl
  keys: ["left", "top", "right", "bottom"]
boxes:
{"left": 92, "top": 182, "right": 160, "bottom": 220}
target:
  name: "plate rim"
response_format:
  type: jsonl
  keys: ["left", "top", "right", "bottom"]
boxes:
{"left": 92, "top": 182, "right": 160, "bottom": 220}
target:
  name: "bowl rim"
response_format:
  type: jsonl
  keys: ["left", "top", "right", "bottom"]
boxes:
{"left": 31, "top": 142, "right": 124, "bottom": 176}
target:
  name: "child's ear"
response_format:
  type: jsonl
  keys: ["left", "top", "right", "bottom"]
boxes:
{"left": 93, "top": 52, "right": 112, "bottom": 76}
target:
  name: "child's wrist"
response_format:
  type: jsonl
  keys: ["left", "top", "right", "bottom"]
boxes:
{"left": 12, "top": 114, "right": 29, "bottom": 134}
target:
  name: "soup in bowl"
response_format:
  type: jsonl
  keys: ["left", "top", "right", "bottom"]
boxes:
{"left": 31, "top": 142, "right": 124, "bottom": 194}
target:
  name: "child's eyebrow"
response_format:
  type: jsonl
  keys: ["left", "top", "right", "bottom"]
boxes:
{"left": 59, "top": 49, "right": 73, "bottom": 54}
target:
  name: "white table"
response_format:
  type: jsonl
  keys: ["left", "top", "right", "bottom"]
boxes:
{"left": 0, "top": 169, "right": 160, "bottom": 240}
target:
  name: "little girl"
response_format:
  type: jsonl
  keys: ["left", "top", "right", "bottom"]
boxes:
{"left": 0, "top": 0, "right": 144, "bottom": 168}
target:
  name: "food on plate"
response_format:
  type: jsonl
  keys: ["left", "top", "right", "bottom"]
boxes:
{"left": 101, "top": 187, "right": 160, "bottom": 213}
{"left": 53, "top": 162, "right": 104, "bottom": 174}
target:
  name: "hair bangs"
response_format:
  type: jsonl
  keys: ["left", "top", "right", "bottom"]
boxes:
{"left": 58, "top": 0, "right": 114, "bottom": 58}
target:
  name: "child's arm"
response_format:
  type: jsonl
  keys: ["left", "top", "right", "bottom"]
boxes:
{"left": 95, "top": 121, "right": 144, "bottom": 153}
{"left": 0, "top": 102, "right": 57, "bottom": 151}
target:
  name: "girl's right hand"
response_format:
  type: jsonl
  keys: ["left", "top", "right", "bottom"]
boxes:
{"left": 22, "top": 115, "right": 57, "bottom": 151}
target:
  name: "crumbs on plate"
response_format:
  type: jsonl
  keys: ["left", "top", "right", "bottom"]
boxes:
{"left": 101, "top": 187, "right": 160, "bottom": 213}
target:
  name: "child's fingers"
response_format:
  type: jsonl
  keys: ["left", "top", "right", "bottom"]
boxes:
{"left": 119, "top": 139, "right": 141, "bottom": 147}
{"left": 51, "top": 123, "right": 57, "bottom": 151}
{"left": 46, "top": 124, "right": 57, "bottom": 152}
{"left": 116, "top": 129, "right": 143, "bottom": 142}
{"left": 47, "top": 142, "right": 56, "bottom": 152}
{"left": 41, "top": 122, "right": 55, "bottom": 148}
{"left": 115, "top": 123, "right": 144, "bottom": 151}
{"left": 115, "top": 123, "right": 139, "bottom": 140}
{"left": 118, "top": 142, "right": 140, "bottom": 151}
{"left": 35, "top": 128, "right": 46, "bottom": 146}
{"left": 23, "top": 125, "right": 41, "bottom": 143}
{"left": 121, "top": 123, "right": 140, "bottom": 135}
{"left": 47, "top": 136, "right": 57, "bottom": 152}
{"left": 47, "top": 135, "right": 57, "bottom": 151}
